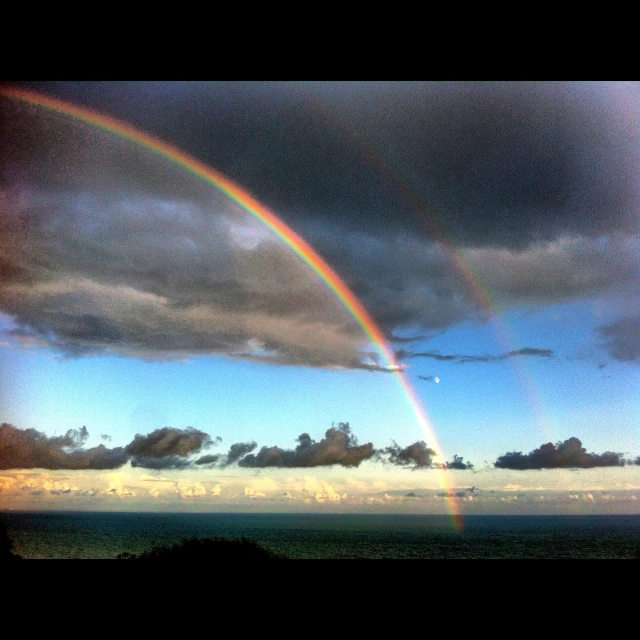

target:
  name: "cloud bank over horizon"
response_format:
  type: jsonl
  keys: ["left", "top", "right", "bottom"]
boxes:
{"left": 1, "top": 422, "right": 636, "bottom": 474}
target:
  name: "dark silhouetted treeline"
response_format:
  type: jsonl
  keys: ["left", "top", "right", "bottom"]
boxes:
{"left": 116, "top": 537, "right": 285, "bottom": 560}
{"left": 0, "top": 516, "right": 22, "bottom": 560}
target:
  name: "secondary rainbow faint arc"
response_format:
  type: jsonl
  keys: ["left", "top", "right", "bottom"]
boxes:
{"left": 302, "top": 89, "right": 559, "bottom": 446}
{"left": 1, "top": 86, "right": 463, "bottom": 530}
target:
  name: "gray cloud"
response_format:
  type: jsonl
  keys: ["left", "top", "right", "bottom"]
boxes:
{"left": 1, "top": 423, "right": 636, "bottom": 475}
{"left": 0, "top": 422, "right": 378, "bottom": 471}
{"left": 379, "top": 441, "right": 437, "bottom": 470}
{"left": 129, "top": 455, "right": 195, "bottom": 470}
{"left": 309, "top": 228, "right": 640, "bottom": 346}
{"left": 442, "top": 455, "right": 474, "bottom": 470}
{"left": 125, "top": 427, "right": 214, "bottom": 469}
{"left": 194, "top": 454, "right": 221, "bottom": 466}
{"left": 494, "top": 437, "right": 627, "bottom": 470}
{"left": 22, "top": 82, "right": 638, "bottom": 247}
{"left": 0, "top": 94, "right": 377, "bottom": 370}
{"left": 238, "top": 422, "right": 375, "bottom": 468}
{"left": 1, "top": 83, "right": 639, "bottom": 368}
{"left": 380, "top": 445, "right": 474, "bottom": 470}
{"left": 0, "top": 423, "right": 128, "bottom": 470}
{"left": 125, "top": 427, "right": 213, "bottom": 458}
{"left": 597, "top": 314, "right": 640, "bottom": 362}
{"left": 0, "top": 423, "right": 220, "bottom": 471}
{"left": 405, "top": 347, "right": 554, "bottom": 365}
{"left": 508, "top": 348, "right": 554, "bottom": 358}
{"left": 222, "top": 442, "right": 258, "bottom": 467}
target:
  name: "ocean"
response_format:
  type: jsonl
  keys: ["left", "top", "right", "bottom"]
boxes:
{"left": 2, "top": 511, "right": 640, "bottom": 559}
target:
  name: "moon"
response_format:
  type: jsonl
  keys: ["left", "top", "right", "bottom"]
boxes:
{"left": 434, "top": 377, "right": 440, "bottom": 384}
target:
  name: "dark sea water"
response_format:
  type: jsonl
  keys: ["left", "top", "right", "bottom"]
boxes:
{"left": 3, "top": 511, "right": 640, "bottom": 559}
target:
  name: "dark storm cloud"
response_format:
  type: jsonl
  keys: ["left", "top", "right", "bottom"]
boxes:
{"left": 2, "top": 82, "right": 639, "bottom": 367}
{"left": 308, "top": 227, "right": 640, "bottom": 340}
{"left": 404, "top": 347, "right": 554, "bottom": 364}
{"left": 0, "top": 423, "right": 128, "bottom": 470}
{"left": 238, "top": 422, "right": 375, "bottom": 468}
{"left": 19, "top": 81, "right": 639, "bottom": 246}
{"left": 597, "top": 314, "right": 640, "bottom": 362}
{"left": 0, "top": 90, "right": 377, "bottom": 370}
{"left": 494, "top": 437, "right": 627, "bottom": 470}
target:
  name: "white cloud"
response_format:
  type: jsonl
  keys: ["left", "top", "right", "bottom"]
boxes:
{"left": 176, "top": 482, "right": 207, "bottom": 498}
{"left": 244, "top": 487, "right": 266, "bottom": 499}
{"left": 503, "top": 484, "right": 525, "bottom": 492}
{"left": 0, "top": 476, "right": 17, "bottom": 491}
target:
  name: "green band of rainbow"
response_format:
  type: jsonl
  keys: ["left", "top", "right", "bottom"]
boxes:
{"left": 1, "top": 86, "right": 463, "bottom": 531}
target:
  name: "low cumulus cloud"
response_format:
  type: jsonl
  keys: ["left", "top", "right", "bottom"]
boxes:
{"left": 222, "top": 441, "right": 258, "bottom": 467}
{"left": 494, "top": 437, "right": 627, "bottom": 470}
{"left": 377, "top": 442, "right": 474, "bottom": 470}
{"left": 0, "top": 423, "right": 217, "bottom": 471}
{"left": 379, "top": 441, "right": 437, "bottom": 469}
{"left": 0, "top": 423, "right": 128, "bottom": 470}
{"left": 194, "top": 454, "right": 221, "bottom": 466}
{"left": 238, "top": 422, "right": 375, "bottom": 468}
{"left": 0, "top": 421, "right": 377, "bottom": 471}
{"left": 442, "top": 455, "right": 474, "bottom": 470}
{"left": 125, "top": 427, "right": 216, "bottom": 469}
{"left": 1, "top": 422, "right": 635, "bottom": 475}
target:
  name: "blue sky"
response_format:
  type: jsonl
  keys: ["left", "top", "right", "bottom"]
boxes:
{"left": 0, "top": 81, "right": 639, "bottom": 515}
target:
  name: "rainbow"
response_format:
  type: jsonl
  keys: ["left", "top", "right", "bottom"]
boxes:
{"left": 301, "top": 88, "right": 559, "bottom": 445}
{"left": 1, "top": 85, "right": 463, "bottom": 531}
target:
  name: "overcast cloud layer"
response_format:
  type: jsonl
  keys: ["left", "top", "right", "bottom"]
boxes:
{"left": 1, "top": 82, "right": 639, "bottom": 367}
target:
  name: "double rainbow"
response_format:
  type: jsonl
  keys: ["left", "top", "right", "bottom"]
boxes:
{"left": 1, "top": 85, "right": 463, "bottom": 531}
